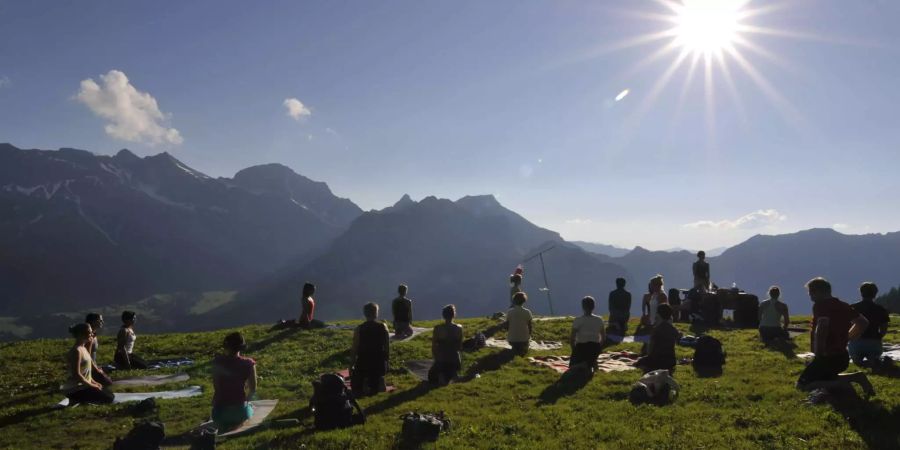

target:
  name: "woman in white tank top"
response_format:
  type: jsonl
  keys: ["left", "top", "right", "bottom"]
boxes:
{"left": 642, "top": 275, "right": 669, "bottom": 326}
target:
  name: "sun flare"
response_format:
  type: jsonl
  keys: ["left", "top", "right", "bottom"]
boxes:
{"left": 672, "top": 0, "right": 747, "bottom": 56}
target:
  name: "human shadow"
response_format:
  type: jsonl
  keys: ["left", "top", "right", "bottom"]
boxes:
{"left": 362, "top": 382, "right": 433, "bottom": 416}
{"left": 246, "top": 327, "right": 301, "bottom": 353}
{"left": 0, "top": 405, "right": 59, "bottom": 428}
{"left": 457, "top": 349, "right": 517, "bottom": 382}
{"left": 763, "top": 338, "right": 797, "bottom": 359}
{"left": 480, "top": 322, "right": 507, "bottom": 339}
{"left": 826, "top": 386, "right": 900, "bottom": 450}
{"left": 318, "top": 349, "right": 353, "bottom": 369}
{"left": 536, "top": 366, "right": 593, "bottom": 406}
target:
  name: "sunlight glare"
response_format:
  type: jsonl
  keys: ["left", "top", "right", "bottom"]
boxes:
{"left": 673, "top": 0, "right": 747, "bottom": 56}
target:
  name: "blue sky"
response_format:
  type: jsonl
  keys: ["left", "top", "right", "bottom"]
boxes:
{"left": 1, "top": 0, "right": 898, "bottom": 250}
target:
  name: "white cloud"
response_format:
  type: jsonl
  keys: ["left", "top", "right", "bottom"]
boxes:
{"left": 683, "top": 209, "right": 786, "bottom": 230}
{"left": 0, "top": 76, "right": 10, "bottom": 88}
{"left": 832, "top": 223, "right": 849, "bottom": 230}
{"left": 283, "top": 98, "right": 311, "bottom": 121}
{"left": 76, "top": 70, "right": 182, "bottom": 145}
{"left": 565, "top": 218, "right": 593, "bottom": 225}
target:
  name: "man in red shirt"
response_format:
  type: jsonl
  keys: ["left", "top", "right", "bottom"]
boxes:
{"left": 796, "top": 277, "right": 875, "bottom": 397}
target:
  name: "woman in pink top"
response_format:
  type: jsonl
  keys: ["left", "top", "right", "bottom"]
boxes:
{"left": 211, "top": 332, "right": 258, "bottom": 430}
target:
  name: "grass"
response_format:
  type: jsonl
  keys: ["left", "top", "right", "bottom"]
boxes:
{"left": 1, "top": 315, "right": 898, "bottom": 449}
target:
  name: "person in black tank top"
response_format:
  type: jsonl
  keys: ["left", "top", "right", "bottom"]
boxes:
{"left": 351, "top": 302, "right": 390, "bottom": 397}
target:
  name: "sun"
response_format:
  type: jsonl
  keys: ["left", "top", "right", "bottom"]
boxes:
{"left": 672, "top": 0, "right": 747, "bottom": 56}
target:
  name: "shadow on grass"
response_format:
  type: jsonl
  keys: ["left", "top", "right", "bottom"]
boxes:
{"left": 826, "top": 387, "right": 900, "bottom": 450}
{"left": 246, "top": 327, "right": 302, "bottom": 353}
{"left": 458, "top": 349, "right": 517, "bottom": 382}
{"left": 763, "top": 338, "right": 797, "bottom": 359}
{"left": 536, "top": 367, "right": 593, "bottom": 406}
{"left": 0, "top": 405, "right": 58, "bottom": 428}
{"left": 362, "top": 382, "right": 433, "bottom": 416}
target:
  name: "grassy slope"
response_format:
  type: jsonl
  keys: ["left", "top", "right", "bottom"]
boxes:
{"left": 1, "top": 316, "right": 898, "bottom": 449}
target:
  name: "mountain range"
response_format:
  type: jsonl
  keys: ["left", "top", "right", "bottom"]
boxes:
{"left": 1, "top": 144, "right": 897, "bottom": 339}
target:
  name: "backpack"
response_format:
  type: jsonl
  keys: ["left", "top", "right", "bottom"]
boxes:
{"left": 629, "top": 369, "right": 679, "bottom": 405}
{"left": 693, "top": 335, "right": 726, "bottom": 368}
{"left": 400, "top": 412, "right": 451, "bottom": 443}
{"left": 113, "top": 420, "right": 166, "bottom": 450}
{"left": 462, "top": 333, "right": 486, "bottom": 352}
{"left": 311, "top": 373, "right": 364, "bottom": 430}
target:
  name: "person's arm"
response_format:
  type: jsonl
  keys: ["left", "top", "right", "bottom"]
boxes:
{"left": 431, "top": 327, "right": 439, "bottom": 359}
{"left": 72, "top": 349, "right": 101, "bottom": 389}
{"left": 642, "top": 295, "right": 649, "bottom": 316}
{"left": 848, "top": 315, "right": 869, "bottom": 341}
{"left": 813, "top": 317, "right": 829, "bottom": 355}
{"left": 454, "top": 326, "right": 463, "bottom": 351}
{"left": 247, "top": 365, "right": 258, "bottom": 400}
{"left": 758, "top": 301, "right": 765, "bottom": 325}
{"left": 351, "top": 327, "right": 360, "bottom": 359}
{"left": 116, "top": 328, "right": 131, "bottom": 367}
{"left": 382, "top": 325, "right": 390, "bottom": 362}
{"left": 599, "top": 321, "right": 606, "bottom": 346}
{"left": 527, "top": 316, "right": 533, "bottom": 337}
{"left": 879, "top": 311, "right": 890, "bottom": 337}
{"left": 570, "top": 324, "right": 577, "bottom": 349}
{"left": 659, "top": 293, "right": 668, "bottom": 305}
{"left": 781, "top": 304, "right": 790, "bottom": 330}
{"left": 299, "top": 298, "right": 310, "bottom": 324}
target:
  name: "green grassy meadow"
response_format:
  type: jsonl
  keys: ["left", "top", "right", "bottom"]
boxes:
{"left": 1, "top": 315, "right": 898, "bottom": 449}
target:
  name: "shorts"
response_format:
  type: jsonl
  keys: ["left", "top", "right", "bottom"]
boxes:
{"left": 798, "top": 352, "right": 849, "bottom": 386}
{"left": 759, "top": 327, "right": 788, "bottom": 343}
{"left": 570, "top": 342, "right": 603, "bottom": 368}
{"left": 848, "top": 339, "right": 882, "bottom": 366}
{"left": 212, "top": 403, "right": 254, "bottom": 431}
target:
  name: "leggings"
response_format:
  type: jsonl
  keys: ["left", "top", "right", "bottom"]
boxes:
{"left": 67, "top": 387, "right": 114, "bottom": 405}
{"left": 92, "top": 366, "right": 113, "bottom": 386}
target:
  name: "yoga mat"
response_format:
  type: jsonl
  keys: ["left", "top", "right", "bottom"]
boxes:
{"left": 325, "top": 324, "right": 356, "bottom": 330}
{"left": 405, "top": 360, "right": 434, "bottom": 382}
{"left": 105, "top": 358, "right": 194, "bottom": 372}
{"left": 529, "top": 351, "right": 641, "bottom": 374}
{"left": 57, "top": 385, "right": 202, "bottom": 407}
{"left": 787, "top": 327, "right": 809, "bottom": 338}
{"left": 605, "top": 335, "right": 651, "bottom": 344}
{"left": 112, "top": 373, "right": 189, "bottom": 387}
{"left": 533, "top": 316, "right": 574, "bottom": 322}
{"left": 881, "top": 343, "right": 900, "bottom": 360}
{"left": 217, "top": 400, "right": 279, "bottom": 438}
{"left": 484, "top": 338, "right": 562, "bottom": 351}
{"left": 796, "top": 352, "right": 815, "bottom": 360}
{"left": 391, "top": 327, "right": 428, "bottom": 342}
{"left": 336, "top": 369, "right": 397, "bottom": 393}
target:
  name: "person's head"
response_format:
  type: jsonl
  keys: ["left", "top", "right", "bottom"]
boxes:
{"left": 581, "top": 296, "right": 595, "bottom": 314}
{"left": 442, "top": 304, "right": 456, "bottom": 322}
{"left": 804, "top": 277, "right": 832, "bottom": 302}
{"left": 697, "top": 251, "right": 706, "bottom": 260}
{"left": 668, "top": 288, "right": 679, "bottom": 301}
{"left": 615, "top": 277, "right": 626, "bottom": 289}
{"left": 648, "top": 275, "right": 664, "bottom": 293}
{"left": 223, "top": 332, "right": 246, "bottom": 355}
{"left": 85, "top": 313, "right": 103, "bottom": 330}
{"left": 768, "top": 286, "right": 781, "bottom": 300}
{"left": 363, "top": 302, "right": 379, "bottom": 320}
{"left": 512, "top": 292, "right": 527, "bottom": 306}
{"left": 398, "top": 284, "right": 408, "bottom": 296}
{"left": 121, "top": 310, "right": 136, "bottom": 326}
{"left": 69, "top": 323, "right": 92, "bottom": 344}
{"left": 859, "top": 282, "right": 878, "bottom": 300}
{"left": 657, "top": 304, "right": 673, "bottom": 321}
{"left": 302, "top": 282, "right": 316, "bottom": 297}
{"left": 510, "top": 273, "right": 522, "bottom": 286}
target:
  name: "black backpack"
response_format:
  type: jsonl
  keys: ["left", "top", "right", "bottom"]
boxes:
{"left": 400, "top": 412, "right": 450, "bottom": 443}
{"left": 693, "top": 335, "right": 725, "bottom": 368}
{"left": 462, "top": 333, "right": 486, "bottom": 352}
{"left": 113, "top": 420, "right": 165, "bottom": 450}
{"left": 311, "top": 373, "right": 364, "bottom": 430}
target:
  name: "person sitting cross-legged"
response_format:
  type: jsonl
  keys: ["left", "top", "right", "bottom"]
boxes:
{"left": 796, "top": 277, "right": 875, "bottom": 397}
{"left": 211, "top": 332, "right": 258, "bottom": 431}
{"left": 758, "top": 286, "right": 790, "bottom": 345}
{"left": 507, "top": 292, "right": 533, "bottom": 356}
{"left": 635, "top": 304, "right": 680, "bottom": 374}
{"left": 569, "top": 296, "right": 606, "bottom": 371}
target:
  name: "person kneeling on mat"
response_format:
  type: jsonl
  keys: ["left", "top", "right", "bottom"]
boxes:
{"left": 429, "top": 304, "right": 463, "bottom": 386}
{"left": 63, "top": 323, "right": 114, "bottom": 405}
{"left": 351, "top": 302, "right": 390, "bottom": 397}
{"left": 212, "top": 332, "right": 258, "bottom": 431}
{"left": 84, "top": 313, "right": 112, "bottom": 386}
{"left": 570, "top": 296, "right": 606, "bottom": 371}
{"left": 507, "top": 292, "right": 533, "bottom": 356}
{"left": 635, "top": 304, "right": 680, "bottom": 374}
{"left": 115, "top": 311, "right": 148, "bottom": 370}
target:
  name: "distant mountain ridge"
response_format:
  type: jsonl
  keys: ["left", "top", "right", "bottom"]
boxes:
{"left": 0, "top": 143, "right": 361, "bottom": 315}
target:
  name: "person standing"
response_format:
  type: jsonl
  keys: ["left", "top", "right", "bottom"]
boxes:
{"left": 507, "top": 292, "right": 533, "bottom": 355}
{"left": 391, "top": 284, "right": 414, "bottom": 339}
{"left": 211, "top": 332, "right": 258, "bottom": 431}
{"left": 796, "top": 277, "right": 874, "bottom": 396}
{"left": 693, "top": 251, "right": 710, "bottom": 292}
{"left": 608, "top": 278, "right": 632, "bottom": 335}
{"left": 570, "top": 296, "right": 606, "bottom": 370}
{"left": 641, "top": 275, "right": 669, "bottom": 327}
{"left": 430, "top": 304, "right": 463, "bottom": 386}
{"left": 115, "top": 311, "right": 148, "bottom": 370}
{"left": 351, "top": 303, "right": 390, "bottom": 397}
{"left": 849, "top": 282, "right": 890, "bottom": 368}
{"left": 758, "top": 286, "right": 790, "bottom": 344}
{"left": 84, "top": 313, "right": 111, "bottom": 386}
{"left": 63, "top": 323, "right": 113, "bottom": 405}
